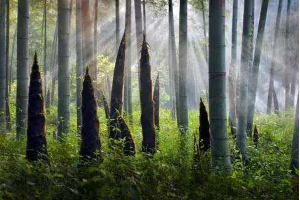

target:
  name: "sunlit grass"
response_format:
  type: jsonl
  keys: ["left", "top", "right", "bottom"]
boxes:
{"left": 0, "top": 103, "right": 298, "bottom": 199}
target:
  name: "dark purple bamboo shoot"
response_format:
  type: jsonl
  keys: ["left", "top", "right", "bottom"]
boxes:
{"left": 199, "top": 98, "right": 210, "bottom": 152}
{"left": 80, "top": 68, "right": 101, "bottom": 161}
{"left": 153, "top": 74, "right": 160, "bottom": 129}
{"left": 101, "top": 91, "right": 110, "bottom": 120}
{"left": 110, "top": 33, "right": 135, "bottom": 155}
{"left": 139, "top": 35, "right": 156, "bottom": 154}
{"left": 253, "top": 125, "right": 259, "bottom": 147}
{"left": 26, "top": 53, "right": 48, "bottom": 162}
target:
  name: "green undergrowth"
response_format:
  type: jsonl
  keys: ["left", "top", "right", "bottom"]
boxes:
{"left": 0, "top": 104, "right": 298, "bottom": 200}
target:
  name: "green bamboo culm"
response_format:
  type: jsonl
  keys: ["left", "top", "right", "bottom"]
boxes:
{"left": 0, "top": 0, "right": 6, "bottom": 133}
{"left": 80, "top": 67, "right": 102, "bottom": 162}
{"left": 228, "top": 0, "right": 238, "bottom": 138}
{"left": 209, "top": 0, "right": 231, "bottom": 169}
{"left": 110, "top": 32, "right": 135, "bottom": 156}
{"left": 16, "top": 0, "right": 29, "bottom": 139}
{"left": 237, "top": 0, "right": 253, "bottom": 162}
{"left": 57, "top": 0, "right": 71, "bottom": 140}
{"left": 266, "top": 0, "right": 283, "bottom": 114}
{"left": 246, "top": 0, "right": 270, "bottom": 136}
{"left": 26, "top": 53, "right": 48, "bottom": 163}
{"left": 178, "top": 0, "right": 189, "bottom": 132}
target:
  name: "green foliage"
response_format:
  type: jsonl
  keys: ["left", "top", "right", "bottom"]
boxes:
{"left": 0, "top": 105, "right": 298, "bottom": 199}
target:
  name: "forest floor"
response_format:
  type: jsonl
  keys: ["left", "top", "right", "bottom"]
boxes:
{"left": 0, "top": 103, "right": 298, "bottom": 200}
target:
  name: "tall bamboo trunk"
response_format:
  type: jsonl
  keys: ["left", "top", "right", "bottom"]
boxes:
{"left": 178, "top": 0, "right": 188, "bottom": 131}
{"left": 267, "top": 0, "right": 283, "bottom": 114}
{"left": 16, "top": 0, "right": 29, "bottom": 139}
{"left": 26, "top": 54, "right": 48, "bottom": 163}
{"left": 110, "top": 33, "right": 135, "bottom": 155}
{"left": 201, "top": 0, "right": 208, "bottom": 62}
{"left": 169, "top": 0, "right": 179, "bottom": 125}
{"left": 237, "top": 0, "right": 253, "bottom": 160}
{"left": 82, "top": 0, "right": 94, "bottom": 79}
{"left": 76, "top": 0, "right": 83, "bottom": 133}
{"left": 290, "top": 69, "right": 297, "bottom": 107}
{"left": 115, "top": 0, "right": 120, "bottom": 50}
{"left": 93, "top": 0, "right": 98, "bottom": 82}
{"left": 43, "top": 0, "right": 48, "bottom": 110}
{"left": 247, "top": 0, "right": 270, "bottom": 136}
{"left": 290, "top": 97, "right": 299, "bottom": 174}
{"left": 134, "top": 0, "right": 143, "bottom": 92}
{"left": 5, "top": 0, "right": 11, "bottom": 131}
{"left": 0, "top": 0, "right": 6, "bottom": 132}
{"left": 9, "top": 28, "right": 17, "bottom": 95}
{"left": 209, "top": 0, "right": 231, "bottom": 169}
{"left": 285, "top": 0, "right": 292, "bottom": 110}
{"left": 228, "top": 0, "right": 238, "bottom": 137}
{"left": 124, "top": 0, "right": 133, "bottom": 121}
{"left": 140, "top": 35, "right": 156, "bottom": 154}
{"left": 57, "top": 0, "right": 71, "bottom": 139}
{"left": 48, "top": 22, "right": 58, "bottom": 109}
{"left": 143, "top": 0, "right": 146, "bottom": 34}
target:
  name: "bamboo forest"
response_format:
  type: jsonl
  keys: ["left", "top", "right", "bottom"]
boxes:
{"left": 0, "top": 0, "right": 299, "bottom": 199}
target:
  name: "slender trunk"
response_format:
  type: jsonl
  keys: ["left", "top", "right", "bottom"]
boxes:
{"left": 209, "top": 0, "right": 231, "bottom": 169}
{"left": 57, "top": 0, "right": 71, "bottom": 139}
{"left": 246, "top": 0, "right": 269, "bottom": 135}
{"left": 49, "top": 24, "right": 58, "bottom": 107}
{"left": 267, "top": 0, "right": 283, "bottom": 114}
{"left": 290, "top": 97, "right": 299, "bottom": 174}
{"left": 169, "top": 0, "right": 179, "bottom": 125}
{"left": 9, "top": 28, "right": 17, "bottom": 95}
{"left": 143, "top": 0, "right": 146, "bottom": 34}
{"left": 106, "top": 75, "right": 111, "bottom": 101}
{"left": 178, "top": 0, "right": 188, "bottom": 131}
{"left": 93, "top": 0, "right": 98, "bottom": 82}
{"left": 154, "top": 74, "right": 159, "bottom": 129}
{"left": 124, "top": 0, "right": 133, "bottom": 121}
{"left": 290, "top": 69, "right": 297, "bottom": 107}
{"left": 26, "top": 54, "right": 48, "bottom": 163}
{"left": 115, "top": 0, "right": 120, "bottom": 50}
{"left": 140, "top": 35, "right": 156, "bottom": 154}
{"left": 273, "top": 84, "right": 279, "bottom": 114}
{"left": 285, "top": 0, "right": 291, "bottom": 110}
{"left": 228, "top": 0, "right": 238, "bottom": 137}
{"left": 82, "top": 1, "right": 94, "bottom": 78}
{"left": 76, "top": 0, "right": 83, "bottom": 132}
{"left": 0, "top": 0, "right": 6, "bottom": 132}
{"left": 237, "top": 0, "right": 253, "bottom": 160}
{"left": 43, "top": 0, "right": 47, "bottom": 110}
{"left": 201, "top": 0, "right": 208, "bottom": 61}
{"left": 134, "top": 0, "right": 143, "bottom": 52}
{"left": 5, "top": 0, "right": 10, "bottom": 130}
{"left": 110, "top": 33, "right": 135, "bottom": 155}
{"left": 16, "top": 0, "right": 29, "bottom": 139}
{"left": 134, "top": 0, "right": 143, "bottom": 92}
{"left": 80, "top": 69, "right": 101, "bottom": 161}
